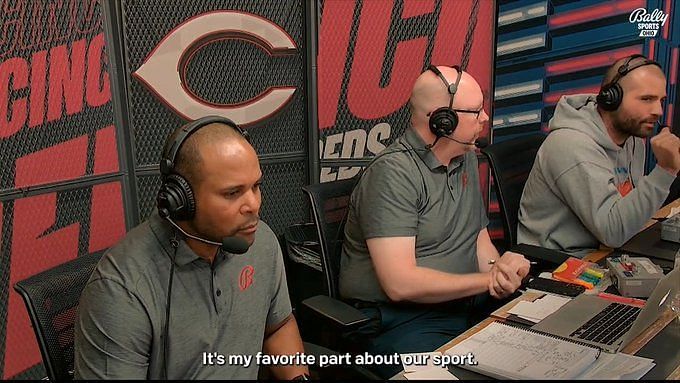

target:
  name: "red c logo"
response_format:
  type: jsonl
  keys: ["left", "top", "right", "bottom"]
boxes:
{"left": 239, "top": 265, "right": 255, "bottom": 291}
{"left": 133, "top": 11, "right": 297, "bottom": 126}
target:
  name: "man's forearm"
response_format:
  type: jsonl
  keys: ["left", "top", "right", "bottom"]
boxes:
{"left": 382, "top": 267, "right": 490, "bottom": 304}
{"left": 476, "top": 229, "right": 501, "bottom": 273}
{"left": 262, "top": 316, "right": 309, "bottom": 380}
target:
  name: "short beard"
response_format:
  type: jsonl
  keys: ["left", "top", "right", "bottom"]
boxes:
{"left": 612, "top": 114, "right": 652, "bottom": 139}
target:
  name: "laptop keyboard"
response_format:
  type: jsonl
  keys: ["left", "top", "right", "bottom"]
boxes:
{"left": 570, "top": 302, "right": 642, "bottom": 345}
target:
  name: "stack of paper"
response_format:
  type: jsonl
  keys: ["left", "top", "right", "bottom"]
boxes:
{"left": 444, "top": 321, "right": 656, "bottom": 380}
{"left": 666, "top": 206, "right": 680, "bottom": 218}
{"left": 401, "top": 352, "right": 458, "bottom": 380}
{"left": 577, "top": 352, "right": 655, "bottom": 380}
{"left": 507, "top": 294, "right": 571, "bottom": 323}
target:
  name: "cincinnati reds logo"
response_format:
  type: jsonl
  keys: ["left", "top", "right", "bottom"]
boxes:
{"left": 133, "top": 11, "right": 297, "bottom": 125}
{"left": 239, "top": 265, "right": 255, "bottom": 291}
{"left": 462, "top": 172, "right": 468, "bottom": 188}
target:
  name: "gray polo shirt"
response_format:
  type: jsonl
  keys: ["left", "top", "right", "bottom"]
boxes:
{"left": 339, "top": 127, "right": 489, "bottom": 303}
{"left": 74, "top": 213, "right": 291, "bottom": 379}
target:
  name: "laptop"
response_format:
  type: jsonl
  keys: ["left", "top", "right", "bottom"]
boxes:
{"left": 620, "top": 221, "right": 678, "bottom": 262}
{"left": 532, "top": 267, "right": 679, "bottom": 353}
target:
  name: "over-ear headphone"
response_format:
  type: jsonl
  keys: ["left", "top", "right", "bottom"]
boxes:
{"left": 156, "top": 115, "right": 250, "bottom": 221}
{"left": 427, "top": 65, "right": 463, "bottom": 137}
{"left": 596, "top": 54, "right": 662, "bottom": 111}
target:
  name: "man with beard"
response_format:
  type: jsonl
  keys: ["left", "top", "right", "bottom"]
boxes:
{"left": 518, "top": 55, "right": 679, "bottom": 257}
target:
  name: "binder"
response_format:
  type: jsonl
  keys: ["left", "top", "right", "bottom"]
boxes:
{"left": 445, "top": 321, "right": 601, "bottom": 380}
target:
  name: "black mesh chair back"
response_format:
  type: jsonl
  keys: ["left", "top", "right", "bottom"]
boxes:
{"left": 13, "top": 251, "right": 105, "bottom": 381}
{"left": 481, "top": 134, "right": 546, "bottom": 247}
{"left": 302, "top": 177, "right": 358, "bottom": 299}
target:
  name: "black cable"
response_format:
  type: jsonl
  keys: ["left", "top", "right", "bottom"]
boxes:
{"left": 163, "top": 233, "right": 179, "bottom": 380}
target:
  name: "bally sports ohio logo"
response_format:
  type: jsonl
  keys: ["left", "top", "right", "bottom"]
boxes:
{"left": 629, "top": 8, "right": 668, "bottom": 37}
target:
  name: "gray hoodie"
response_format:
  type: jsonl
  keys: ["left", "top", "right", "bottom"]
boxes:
{"left": 517, "top": 94, "right": 675, "bottom": 257}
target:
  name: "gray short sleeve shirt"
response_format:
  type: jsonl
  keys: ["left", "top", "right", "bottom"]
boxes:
{"left": 339, "top": 128, "right": 489, "bottom": 302}
{"left": 74, "top": 214, "right": 291, "bottom": 379}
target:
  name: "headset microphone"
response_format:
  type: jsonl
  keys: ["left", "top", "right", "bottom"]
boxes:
{"left": 164, "top": 216, "right": 250, "bottom": 254}
{"left": 474, "top": 137, "right": 489, "bottom": 148}
{"left": 221, "top": 237, "right": 250, "bottom": 255}
{"left": 441, "top": 135, "right": 489, "bottom": 148}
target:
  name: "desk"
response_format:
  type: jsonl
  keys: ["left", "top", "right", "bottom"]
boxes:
{"left": 432, "top": 294, "right": 680, "bottom": 380}
{"left": 393, "top": 199, "right": 680, "bottom": 380}
{"left": 583, "top": 198, "right": 680, "bottom": 264}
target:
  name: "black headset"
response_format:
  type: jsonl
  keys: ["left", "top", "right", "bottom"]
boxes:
{"left": 596, "top": 54, "right": 662, "bottom": 111}
{"left": 157, "top": 115, "right": 250, "bottom": 379}
{"left": 156, "top": 115, "right": 250, "bottom": 221}
{"left": 355, "top": 65, "right": 468, "bottom": 183}
{"left": 427, "top": 65, "right": 463, "bottom": 137}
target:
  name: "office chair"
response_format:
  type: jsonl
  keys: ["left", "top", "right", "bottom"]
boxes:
{"left": 14, "top": 251, "right": 105, "bottom": 381}
{"left": 300, "top": 177, "right": 370, "bottom": 326}
{"left": 299, "top": 177, "right": 379, "bottom": 379}
{"left": 482, "top": 134, "right": 546, "bottom": 248}
{"left": 481, "top": 134, "right": 569, "bottom": 271}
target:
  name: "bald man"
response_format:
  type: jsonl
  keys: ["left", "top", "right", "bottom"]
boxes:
{"left": 518, "top": 55, "right": 679, "bottom": 256}
{"left": 339, "top": 66, "right": 529, "bottom": 377}
{"left": 75, "top": 118, "right": 308, "bottom": 379}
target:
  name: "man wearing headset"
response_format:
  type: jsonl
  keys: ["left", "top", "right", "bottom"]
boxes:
{"left": 518, "top": 55, "right": 679, "bottom": 257}
{"left": 74, "top": 117, "right": 309, "bottom": 379}
{"left": 339, "top": 66, "right": 530, "bottom": 377}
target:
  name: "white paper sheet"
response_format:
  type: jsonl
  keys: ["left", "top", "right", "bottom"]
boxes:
{"left": 404, "top": 368, "right": 458, "bottom": 380}
{"left": 576, "top": 352, "right": 655, "bottom": 380}
{"left": 400, "top": 352, "right": 444, "bottom": 373}
{"left": 508, "top": 294, "right": 572, "bottom": 322}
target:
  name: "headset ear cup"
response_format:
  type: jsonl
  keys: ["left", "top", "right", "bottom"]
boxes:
{"left": 608, "top": 83, "right": 623, "bottom": 111}
{"left": 156, "top": 184, "right": 171, "bottom": 219}
{"left": 597, "top": 84, "right": 623, "bottom": 111}
{"left": 429, "top": 108, "right": 459, "bottom": 137}
{"left": 161, "top": 174, "right": 196, "bottom": 220}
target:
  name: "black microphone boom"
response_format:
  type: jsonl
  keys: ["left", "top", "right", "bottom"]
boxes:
{"left": 222, "top": 237, "right": 250, "bottom": 254}
{"left": 441, "top": 135, "right": 489, "bottom": 148}
{"left": 165, "top": 217, "right": 251, "bottom": 254}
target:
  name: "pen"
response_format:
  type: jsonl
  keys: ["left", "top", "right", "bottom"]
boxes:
{"left": 488, "top": 259, "right": 538, "bottom": 265}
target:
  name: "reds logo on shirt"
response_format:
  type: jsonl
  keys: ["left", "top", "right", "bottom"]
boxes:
{"left": 239, "top": 265, "right": 255, "bottom": 291}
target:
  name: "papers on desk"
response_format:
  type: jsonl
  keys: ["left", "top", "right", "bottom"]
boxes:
{"left": 666, "top": 206, "right": 680, "bottom": 218}
{"left": 401, "top": 352, "right": 458, "bottom": 380}
{"left": 404, "top": 368, "right": 458, "bottom": 380}
{"left": 444, "top": 321, "right": 656, "bottom": 380}
{"left": 507, "top": 293, "right": 571, "bottom": 323}
{"left": 577, "top": 352, "right": 655, "bottom": 380}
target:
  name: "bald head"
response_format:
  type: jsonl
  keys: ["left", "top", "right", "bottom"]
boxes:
{"left": 601, "top": 56, "right": 665, "bottom": 89}
{"left": 172, "top": 122, "right": 252, "bottom": 186}
{"left": 409, "top": 66, "right": 483, "bottom": 127}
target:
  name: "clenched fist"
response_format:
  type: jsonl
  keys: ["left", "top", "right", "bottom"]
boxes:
{"left": 651, "top": 127, "right": 680, "bottom": 175}
{"left": 488, "top": 252, "right": 530, "bottom": 299}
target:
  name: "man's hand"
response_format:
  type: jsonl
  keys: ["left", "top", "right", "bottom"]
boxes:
{"left": 651, "top": 127, "right": 680, "bottom": 175}
{"left": 488, "top": 252, "right": 530, "bottom": 299}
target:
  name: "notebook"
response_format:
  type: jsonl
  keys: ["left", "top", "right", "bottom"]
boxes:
{"left": 444, "top": 321, "right": 655, "bottom": 380}
{"left": 532, "top": 267, "right": 679, "bottom": 353}
{"left": 444, "top": 321, "right": 601, "bottom": 380}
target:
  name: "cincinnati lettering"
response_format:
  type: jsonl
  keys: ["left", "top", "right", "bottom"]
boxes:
{"left": 0, "top": 0, "right": 101, "bottom": 59}
{"left": 0, "top": 33, "right": 110, "bottom": 139}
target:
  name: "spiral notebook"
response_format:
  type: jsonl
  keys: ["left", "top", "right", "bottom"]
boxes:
{"left": 445, "top": 321, "right": 602, "bottom": 380}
